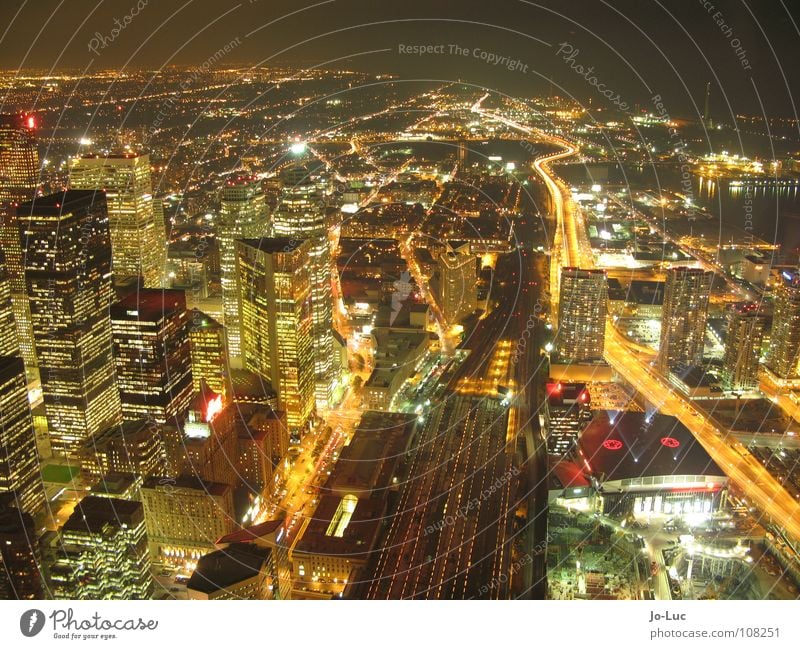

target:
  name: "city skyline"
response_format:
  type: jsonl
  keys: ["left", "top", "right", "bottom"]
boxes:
{"left": 1, "top": 1, "right": 800, "bottom": 626}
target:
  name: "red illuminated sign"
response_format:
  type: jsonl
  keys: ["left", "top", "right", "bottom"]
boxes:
{"left": 660, "top": 437, "right": 680, "bottom": 448}
{"left": 25, "top": 115, "right": 35, "bottom": 129}
{"left": 205, "top": 394, "right": 223, "bottom": 422}
{"left": 602, "top": 439, "right": 623, "bottom": 451}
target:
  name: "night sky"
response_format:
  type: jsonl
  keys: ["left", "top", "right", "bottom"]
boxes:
{"left": 1, "top": 0, "right": 798, "bottom": 121}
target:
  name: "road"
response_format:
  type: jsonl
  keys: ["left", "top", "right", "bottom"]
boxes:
{"left": 525, "top": 127, "right": 800, "bottom": 545}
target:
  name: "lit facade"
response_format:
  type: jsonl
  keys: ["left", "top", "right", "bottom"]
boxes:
{"left": 557, "top": 267, "right": 607, "bottom": 362}
{"left": 188, "top": 309, "right": 228, "bottom": 396}
{"left": 437, "top": 241, "right": 477, "bottom": 324}
{"left": 766, "top": 270, "right": 800, "bottom": 382}
{"left": 237, "top": 237, "right": 315, "bottom": 432}
{"left": 0, "top": 113, "right": 39, "bottom": 370}
{"left": 77, "top": 419, "right": 169, "bottom": 479}
{"left": 68, "top": 152, "right": 166, "bottom": 288}
{"left": 658, "top": 267, "right": 712, "bottom": 372}
{"left": 722, "top": 302, "right": 766, "bottom": 390}
{"left": 111, "top": 289, "right": 193, "bottom": 426}
{"left": 49, "top": 496, "right": 153, "bottom": 599}
{"left": 544, "top": 381, "right": 592, "bottom": 457}
{"left": 0, "top": 251, "right": 18, "bottom": 356}
{"left": 273, "top": 165, "right": 336, "bottom": 407}
{"left": 217, "top": 177, "right": 269, "bottom": 362}
{"left": 141, "top": 475, "right": 235, "bottom": 568}
{"left": 19, "top": 191, "right": 122, "bottom": 457}
{"left": 0, "top": 356, "right": 44, "bottom": 515}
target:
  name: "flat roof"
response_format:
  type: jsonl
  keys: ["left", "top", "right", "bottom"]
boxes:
{"left": 628, "top": 280, "right": 665, "bottom": 306}
{"left": 112, "top": 289, "right": 186, "bottom": 320}
{"left": 579, "top": 411, "right": 724, "bottom": 483}
{"left": 17, "top": 189, "right": 103, "bottom": 214}
{"left": 187, "top": 543, "right": 270, "bottom": 594}
{"left": 293, "top": 494, "right": 384, "bottom": 558}
{"left": 239, "top": 237, "right": 305, "bottom": 254}
{"left": 143, "top": 475, "right": 231, "bottom": 497}
{"left": 62, "top": 496, "right": 142, "bottom": 533}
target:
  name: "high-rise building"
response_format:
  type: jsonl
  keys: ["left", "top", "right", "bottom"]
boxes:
{"left": 0, "top": 113, "right": 39, "bottom": 370}
{"left": 217, "top": 176, "right": 269, "bottom": 363}
{"left": 544, "top": 381, "right": 592, "bottom": 457}
{"left": 18, "top": 190, "right": 122, "bottom": 457}
{"left": 273, "top": 165, "right": 336, "bottom": 408}
{"left": 0, "top": 493, "right": 44, "bottom": 599}
{"left": 557, "top": 267, "right": 607, "bottom": 362}
{"left": 437, "top": 240, "right": 477, "bottom": 324}
{"left": 141, "top": 475, "right": 235, "bottom": 569}
{"left": 110, "top": 289, "right": 193, "bottom": 426}
{"left": 68, "top": 152, "right": 166, "bottom": 288}
{"left": 766, "top": 270, "right": 800, "bottom": 383}
{"left": 47, "top": 496, "right": 153, "bottom": 599}
{"left": 0, "top": 356, "right": 44, "bottom": 515}
{"left": 188, "top": 309, "right": 228, "bottom": 396}
{"left": 723, "top": 302, "right": 766, "bottom": 390}
{"left": 658, "top": 267, "right": 713, "bottom": 372}
{"left": 0, "top": 250, "right": 19, "bottom": 356}
{"left": 77, "top": 419, "right": 170, "bottom": 479}
{"left": 237, "top": 237, "right": 315, "bottom": 432}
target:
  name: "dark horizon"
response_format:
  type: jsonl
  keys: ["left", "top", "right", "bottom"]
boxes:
{"left": 1, "top": 0, "right": 799, "bottom": 121}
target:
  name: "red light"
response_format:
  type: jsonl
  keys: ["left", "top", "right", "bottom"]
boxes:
{"left": 26, "top": 116, "right": 35, "bottom": 129}
{"left": 603, "top": 439, "right": 623, "bottom": 451}
{"left": 205, "top": 394, "right": 223, "bottom": 422}
{"left": 660, "top": 437, "right": 680, "bottom": 448}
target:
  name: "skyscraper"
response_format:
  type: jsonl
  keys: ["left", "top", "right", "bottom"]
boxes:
{"left": 556, "top": 267, "right": 607, "bottom": 362}
{"left": 0, "top": 250, "right": 19, "bottom": 356}
{"left": 723, "top": 302, "right": 766, "bottom": 391}
{"left": 0, "top": 493, "right": 44, "bottom": 599}
{"left": 658, "top": 267, "right": 713, "bottom": 372}
{"left": 188, "top": 308, "right": 228, "bottom": 396}
{"left": 273, "top": 164, "right": 336, "bottom": 408}
{"left": 217, "top": 176, "right": 269, "bottom": 363}
{"left": 68, "top": 152, "right": 166, "bottom": 288}
{"left": 18, "top": 190, "right": 122, "bottom": 457}
{"left": 0, "top": 113, "right": 39, "bottom": 370}
{"left": 0, "top": 356, "right": 44, "bottom": 515}
{"left": 766, "top": 270, "right": 800, "bottom": 384}
{"left": 48, "top": 496, "right": 153, "bottom": 599}
{"left": 110, "top": 288, "right": 193, "bottom": 426}
{"left": 237, "top": 237, "right": 315, "bottom": 431}
{"left": 437, "top": 240, "right": 477, "bottom": 324}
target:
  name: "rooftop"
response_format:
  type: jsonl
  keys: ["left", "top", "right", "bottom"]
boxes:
{"left": 578, "top": 411, "right": 724, "bottom": 483}
{"left": 111, "top": 289, "right": 187, "bottom": 321}
{"left": 17, "top": 189, "right": 103, "bottom": 214}
{"left": 142, "top": 474, "right": 231, "bottom": 497}
{"left": 187, "top": 543, "right": 271, "bottom": 594}
{"left": 239, "top": 237, "right": 306, "bottom": 254}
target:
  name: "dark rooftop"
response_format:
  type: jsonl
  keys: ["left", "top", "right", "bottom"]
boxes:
{"left": 62, "top": 496, "right": 143, "bottom": 533}
{"left": 142, "top": 474, "right": 231, "bottom": 497}
{"left": 111, "top": 289, "right": 187, "bottom": 321}
{"left": 18, "top": 189, "right": 104, "bottom": 214}
{"left": 239, "top": 237, "right": 306, "bottom": 254}
{"left": 187, "top": 543, "right": 271, "bottom": 594}
{"left": 578, "top": 411, "right": 724, "bottom": 483}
